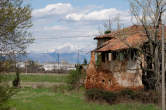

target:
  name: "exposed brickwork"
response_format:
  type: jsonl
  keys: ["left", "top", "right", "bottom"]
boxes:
{"left": 85, "top": 52, "right": 144, "bottom": 91}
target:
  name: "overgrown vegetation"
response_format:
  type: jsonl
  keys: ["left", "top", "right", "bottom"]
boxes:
{"left": 0, "top": 75, "right": 17, "bottom": 110}
{"left": 104, "top": 30, "right": 111, "bottom": 34}
{"left": 96, "top": 53, "right": 102, "bottom": 68}
{"left": 67, "top": 65, "right": 85, "bottom": 90}
{"left": 85, "top": 88, "right": 159, "bottom": 105}
{"left": 8, "top": 87, "right": 159, "bottom": 110}
{"left": 0, "top": 72, "right": 158, "bottom": 110}
{"left": 129, "top": 0, "right": 166, "bottom": 91}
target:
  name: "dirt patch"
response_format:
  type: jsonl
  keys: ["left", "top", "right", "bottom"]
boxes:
{"left": 20, "top": 82, "right": 66, "bottom": 88}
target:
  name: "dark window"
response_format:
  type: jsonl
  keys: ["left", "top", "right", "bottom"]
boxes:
{"left": 112, "top": 52, "right": 117, "bottom": 60}
{"left": 101, "top": 53, "right": 105, "bottom": 62}
{"left": 119, "top": 52, "right": 124, "bottom": 61}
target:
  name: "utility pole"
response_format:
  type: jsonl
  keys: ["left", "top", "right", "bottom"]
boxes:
{"left": 57, "top": 53, "right": 60, "bottom": 73}
{"left": 77, "top": 49, "right": 80, "bottom": 64}
{"left": 162, "top": 24, "right": 165, "bottom": 110}
{"left": 25, "top": 61, "right": 27, "bottom": 74}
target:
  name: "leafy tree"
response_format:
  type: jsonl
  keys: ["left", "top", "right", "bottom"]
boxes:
{"left": 0, "top": 0, "right": 33, "bottom": 57}
{"left": 12, "top": 68, "right": 20, "bottom": 87}
{"left": 26, "top": 60, "right": 42, "bottom": 73}
{"left": 83, "top": 58, "right": 87, "bottom": 65}
{"left": 0, "top": 0, "right": 33, "bottom": 109}
{"left": 67, "top": 67, "right": 83, "bottom": 90}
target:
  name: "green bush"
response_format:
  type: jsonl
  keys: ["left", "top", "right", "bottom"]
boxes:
{"left": 66, "top": 66, "right": 84, "bottom": 90}
{"left": 96, "top": 54, "right": 102, "bottom": 68}
{"left": 85, "top": 88, "right": 102, "bottom": 100}
{"left": 85, "top": 88, "right": 159, "bottom": 104}
{"left": 118, "top": 89, "right": 136, "bottom": 99}
{"left": 104, "top": 30, "right": 111, "bottom": 34}
{"left": 102, "top": 91, "right": 117, "bottom": 103}
{"left": 0, "top": 76, "right": 17, "bottom": 110}
{"left": 133, "top": 90, "right": 159, "bottom": 104}
{"left": 85, "top": 88, "right": 117, "bottom": 104}
{"left": 67, "top": 70, "right": 80, "bottom": 85}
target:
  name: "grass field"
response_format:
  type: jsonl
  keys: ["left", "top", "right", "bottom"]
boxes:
{"left": 3, "top": 73, "right": 160, "bottom": 110}
{"left": 1, "top": 73, "right": 68, "bottom": 83}
{"left": 9, "top": 87, "right": 159, "bottom": 110}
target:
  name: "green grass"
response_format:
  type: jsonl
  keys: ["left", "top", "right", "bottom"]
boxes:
{"left": 1, "top": 73, "right": 160, "bottom": 110}
{"left": 1, "top": 74, "right": 68, "bottom": 83}
{"left": 8, "top": 87, "right": 160, "bottom": 110}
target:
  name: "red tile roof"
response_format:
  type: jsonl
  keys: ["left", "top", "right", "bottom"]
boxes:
{"left": 94, "top": 25, "right": 144, "bottom": 39}
{"left": 95, "top": 25, "right": 166, "bottom": 52}
{"left": 96, "top": 33, "right": 147, "bottom": 52}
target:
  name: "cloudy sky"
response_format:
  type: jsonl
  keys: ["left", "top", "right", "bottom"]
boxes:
{"left": 28, "top": 0, "right": 132, "bottom": 53}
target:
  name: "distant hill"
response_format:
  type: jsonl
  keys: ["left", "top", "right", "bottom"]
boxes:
{"left": 26, "top": 52, "right": 90, "bottom": 64}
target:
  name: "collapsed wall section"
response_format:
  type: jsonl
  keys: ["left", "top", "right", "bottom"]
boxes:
{"left": 85, "top": 51, "right": 144, "bottom": 91}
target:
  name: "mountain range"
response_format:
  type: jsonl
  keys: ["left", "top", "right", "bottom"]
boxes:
{"left": 26, "top": 52, "right": 90, "bottom": 64}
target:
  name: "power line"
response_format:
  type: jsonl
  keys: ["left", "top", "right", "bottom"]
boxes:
{"left": 27, "top": 50, "right": 91, "bottom": 55}
{"left": 32, "top": 30, "right": 96, "bottom": 33}
{"left": 34, "top": 36, "right": 95, "bottom": 40}
{"left": 34, "top": 35, "right": 94, "bottom": 37}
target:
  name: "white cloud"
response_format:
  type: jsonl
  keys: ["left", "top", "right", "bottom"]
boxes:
{"left": 52, "top": 42, "right": 96, "bottom": 53}
{"left": 32, "top": 3, "right": 73, "bottom": 17}
{"left": 65, "top": 8, "right": 130, "bottom": 21}
{"left": 29, "top": 3, "right": 132, "bottom": 53}
{"left": 36, "top": 43, "right": 77, "bottom": 53}
{"left": 55, "top": 43, "right": 76, "bottom": 53}
{"left": 43, "top": 26, "right": 69, "bottom": 31}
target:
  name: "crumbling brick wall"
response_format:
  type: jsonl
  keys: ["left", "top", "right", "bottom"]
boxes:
{"left": 85, "top": 51, "right": 144, "bottom": 91}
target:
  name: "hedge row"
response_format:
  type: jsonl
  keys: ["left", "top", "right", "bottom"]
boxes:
{"left": 85, "top": 88, "right": 159, "bottom": 104}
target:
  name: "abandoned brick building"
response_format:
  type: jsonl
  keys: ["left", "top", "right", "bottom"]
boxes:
{"left": 85, "top": 25, "right": 149, "bottom": 91}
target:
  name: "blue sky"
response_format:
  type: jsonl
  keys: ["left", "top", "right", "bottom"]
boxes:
{"left": 27, "top": 0, "right": 131, "bottom": 53}
{"left": 31, "top": 0, "right": 129, "bottom": 10}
